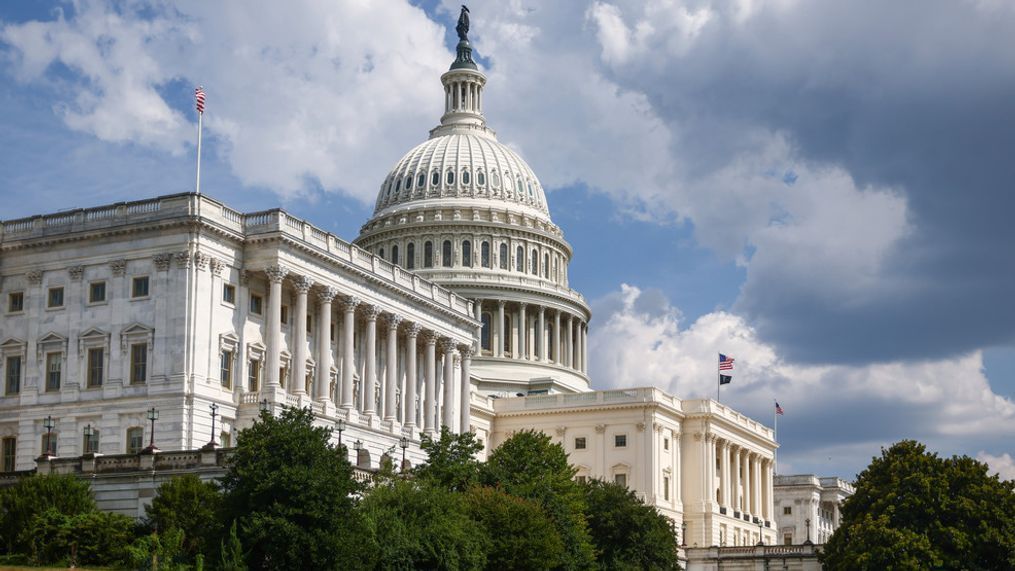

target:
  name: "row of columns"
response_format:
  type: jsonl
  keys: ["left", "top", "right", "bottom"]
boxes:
{"left": 475, "top": 299, "right": 588, "bottom": 374}
{"left": 707, "top": 434, "right": 774, "bottom": 522}
{"left": 261, "top": 266, "right": 473, "bottom": 435}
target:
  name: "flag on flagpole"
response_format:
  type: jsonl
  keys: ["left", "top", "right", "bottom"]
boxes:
{"left": 195, "top": 86, "right": 206, "bottom": 114}
{"left": 775, "top": 401, "right": 784, "bottom": 415}
{"left": 718, "top": 353, "right": 734, "bottom": 385}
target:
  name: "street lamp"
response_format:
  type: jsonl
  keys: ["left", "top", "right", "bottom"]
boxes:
{"left": 83, "top": 424, "right": 94, "bottom": 454}
{"left": 756, "top": 519, "right": 764, "bottom": 546}
{"left": 208, "top": 403, "right": 219, "bottom": 447}
{"left": 804, "top": 518, "right": 813, "bottom": 545}
{"left": 336, "top": 419, "right": 346, "bottom": 449}
{"left": 399, "top": 436, "right": 409, "bottom": 470}
{"left": 259, "top": 398, "right": 270, "bottom": 414}
{"left": 353, "top": 439, "right": 362, "bottom": 466}
{"left": 681, "top": 522, "right": 687, "bottom": 547}
{"left": 42, "top": 415, "right": 55, "bottom": 456}
{"left": 145, "top": 407, "right": 159, "bottom": 452}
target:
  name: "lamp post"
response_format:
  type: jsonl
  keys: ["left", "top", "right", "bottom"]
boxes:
{"left": 399, "top": 436, "right": 408, "bottom": 470}
{"left": 757, "top": 519, "right": 764, "bottom": 546}
{"left": 681, "top": 522, "right": 687, "bottom": 547}
{"left": 42, "top": 415, "right": 55, "bottom": 456}
{"left": 336, "top": 419, "right": 346, "bottom": 449}
{"left": 259, "top": 398, "right": 270, "bottom": 414}
{"left": 145, "top": 407, "right": 159, "bottom": 453}
{"left": 353, "top": 439, "right": 362, "bottom": 467}
{"left": 83, "top": 424, "right": 94, "bottom": 454}
{"left": 805, "top": 518, "right": 812, "bottom": 545}
{"left": 209, "top": 403, "right": 219, "bottom": 447}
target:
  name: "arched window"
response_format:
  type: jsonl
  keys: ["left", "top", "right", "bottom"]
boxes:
{"left": 395, "top": 178, "right": 401, "bottom": 193}
{"left": 506, "top": 175, "right": 513, "bottom": 191}
{"left": 462, "top": 170, "right": 471, "bottom": 185}
{"left": 407, "top": 243, "right": 416, "bottom": 270}
{"left": 447, "top": 170, "right": 455, "bottom": 185}
{"left": 126, "top": 427, "right": 144, "bottom": 454}
{"left": 405, "top": 175, "right": 412, "bottom": 191}
{"left": 531, "top": 249, "right": 539, "bottom": 274}
{"left": 478, "top": 171, "right": 486, "bottom": 186}
{"left": 462, "top": 240, "right": 472, "bottom": 267}
{"left": 553, "top": 258, "right": 558, "bottom": 281}
{"left": 442, "top": 240, "right": 452, "bottom": 268}
{"left": 492, "top": 171, "right": 501, "bottom": 188}
{"left": 481, "top": 241, "right": 491, "bottom": 268}
{"left": 391, "top": 245, "right": 400, "bottom": 266}
{"left": 379, "top": 247, "right": 385, "bottom": 260}
{"left": 417, "top": 172, "right": 426, "bottom": 188}
{"left": 431, "top": 171, "right": 440, "bottom": 186}
{"left": 499, "top": 243, "right": 508, "bottom": 269}
{"left": 481, "top": 313, "right": 492, "bottom": 351}
{"left": 543, "top": 253, "right": 549, "bottom": 278}
{"left": 357, "top": 447, "right": 371, "bottom": 468}
{"left": 515, "top": 246, "right": 523, "bottom": 272}
{"left": 424, "top": 241, "right": 434, "bottom": 268}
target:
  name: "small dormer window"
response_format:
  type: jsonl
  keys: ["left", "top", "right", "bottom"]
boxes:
{"left": 395, "top": 178, "right": 401, "bottom": 192}
{"left": 417, "top": 172, "right": 426, "bottom": 188}
{"left": 477, "top": 171, "right": 486, "bottom": 186}
{"left": 405, "top": 175, "right": 412, "bottom": 190}
{"left": 431, "top": 171, "right": 440, "bottom": 186}
{"left": 446, "top": 170, "right": 455, "bottom": 185}
{"left": 462, "top": 170, "right": 470, "bottom": 185}
{"left": 491, "top": 171, "right": 500, "bottom": 188}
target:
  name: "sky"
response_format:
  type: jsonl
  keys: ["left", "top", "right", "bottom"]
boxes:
{"left": 0, "top": 0, "right": 1013, "bottom": 482}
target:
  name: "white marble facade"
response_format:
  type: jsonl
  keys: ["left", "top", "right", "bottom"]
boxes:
{"left": 773, "top": 474, "right": 854, "bottom": 545}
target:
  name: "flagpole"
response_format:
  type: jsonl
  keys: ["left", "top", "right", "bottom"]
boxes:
{"left": 195, "top": 108, "right": 203, "bottom": 195}
{"left": 716, "top": 353, "right": 721, "bottom": 402}
{"left": 773, "top": 399, "right": 778, "bottom": 475}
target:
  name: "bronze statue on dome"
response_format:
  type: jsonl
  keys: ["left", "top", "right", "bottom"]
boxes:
{"left": 456, "top": 5, "right": 470, "bottom": 42}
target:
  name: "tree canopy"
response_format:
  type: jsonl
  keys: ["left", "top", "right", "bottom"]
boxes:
{"left": 0, "top": 474, "right": 95, "bottom": 555}
{"left": 145, "top": 474, "right": 224, "bottom": 563}
{"left": 582, "top": 479, "right": 680, "bottom": 570}
{"left": 415, "top": 426, "right": 483, "bottom": 492}
{"left": 822, "top": 440, "right": 1015, "bottom": 570}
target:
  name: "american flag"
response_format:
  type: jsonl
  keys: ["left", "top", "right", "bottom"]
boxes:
{"left": 775, "top": 401, "right": 784, "bottom": 416}
{"left": 195, "top": 86, "right": 206, "bottom": 114}
{"left": 719, "top": 353, "right": 735, "bottom": 371}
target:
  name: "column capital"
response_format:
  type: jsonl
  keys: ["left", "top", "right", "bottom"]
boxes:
{"left": 153, "top": 253, "right": 172, "bottom": 271}
{"left": 405, "top": 322, "right": 424, "bottom": 338}
{"left": 458, "top": 344, "right": 475, "bottom": 359}
{"left": 264, "top": 265, "right": 289, "bottom": 283}
{"left": 209, "top": 257, "right": 226, "bottom": 276}
{"left": 518, "top": 301, "right": 527, "bottom": 309}
{"left": 439, "top": 337, "right": 458, "bottom": 354}
{"left": 361, "top": 304, "right": 382, "bottom": 321}
{"left": 292, "top": 275, "right": 315, "bottom": 293}
{"left": 338, "top": 295, "right": 360, "bottom": 311}
{"left": 497, "top": 299, "right": 507, "bottom": 308}
{"left": 423, "top": 330, "right": 439, "bottom": 345}
{"left": 385, "top": 314, "right": 404, "bottom": 331}
{"left": 68, "top": 265, "right": 84, "bottom": 281}
{"left": 317, "top": 286, "right": 339, "bottom": 303}
{"left": 538, "top": 305, "right": 546, "bottom": 315}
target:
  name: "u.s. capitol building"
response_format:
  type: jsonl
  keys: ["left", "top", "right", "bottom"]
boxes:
{"left": 0, "top": 15, "right": 778, "bottom": 548}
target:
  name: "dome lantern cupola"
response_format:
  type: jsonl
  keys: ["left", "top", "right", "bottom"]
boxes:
{"left": 433, "top": 5, "right": 488, "bottom": 138}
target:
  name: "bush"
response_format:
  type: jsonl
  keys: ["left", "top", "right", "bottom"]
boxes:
{"left": 463, "top": 486, "right": 564, "bottom": 570}
{"left": 145, "top": 474, "right": 224, "bottom": 562}
{"left": 25, "top": 508, "right": 136, "bottom": 567}
{"left": 582, "top": 479, "right": 680, "bottom": 570}
{"left": 0, "top": 474, "right": 95, "bottom": 555}
{"left": 125, "top": 527, "right": 186, "bottom": 571}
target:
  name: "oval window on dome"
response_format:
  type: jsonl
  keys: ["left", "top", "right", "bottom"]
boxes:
{"left": 462, "top": 170, "right": 470, "bottom": 185}
{"left": 395, "top": 178, "right": 401, "bottom": 193}
{"left": 499, "top": 243, "right": 508, "bottom": 269}
{"left": 506, "top": 175, "right": 513, "bottom": 191}
{"left": 446, "top": 170, "right": 455, "bottom": 185}
{"left": 417, "top": 172, "right": 426, "bottom": 188}
{"left": 405, "top": 175, "right": 412, "bottom": 191}
{"left": 431, "top": 171, "right": 440, "bottom": 186}
{"left": 477, "top": 171, "right": 486, "bottom": 186}
{"left": 492, "top": 171, "right": 501, "bottom": 188}
{"left": 528, "top": 181, "right": 534, "bottom": 197}
{"left": 518, "top": 178, "right": 525, "bottom": 198}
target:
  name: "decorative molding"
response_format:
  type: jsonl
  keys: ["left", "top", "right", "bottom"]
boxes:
{"left": 208, "top": 257, "right": 225, "bottom": 276}
{"left": 174, "top": 252, "right": 191, "bottom": 269}
{"left": 292, "top": 275, "right": 315, "bottom": 293}
{"left": 555, "top": 426, "right": 566, "bottom": 437}
{"left": 68, "top": 265, "right": 84, "bottom": 281}
{"left": 153, "top": 253, "right": 172, "bottom": 272}
{"left": 26, "top": 270, "right": 42, "bottom": 285}
{"left": 110, "top": 259, "right": 128, "bottom": 276}
{"left": 458, "top": 344, "right": 474, "bottom": 359}
{"left": 423, "top": 330, "right": 439, "bottom": 346}
{"left": 338, "top": 295, "right": 360, "bottom": 312}
{"left": 264, "top": 265, "right": 289, "bottom": 283}
{"left": 361, "top": 304, "right": 382, "bottom": 320}
{"left": 193, "top": 251, "right": 210, "bottom": 271}
{"left": 385, "top": 314, "right": 404, "bottom": 331}
{"left": 404, "top": 322, "right": 423, "bottom": 338}
{"left": 594, "top": 424, "right": 606, "bottom": 434}
{"left": 316, "top": 286, "right": 339, "bottom": 304}
{"left": 636, "top": 422, "right": 646, "bottom": 432}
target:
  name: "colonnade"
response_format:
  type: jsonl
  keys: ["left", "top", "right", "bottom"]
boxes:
{"left": 705, "top": 434, "right": 775, "bottom": 523}
{"left": 474, "top": 299, "right": 588, "bottom": 375}
{"left": 258, "top": 266, "right": 473, "bottom": 435}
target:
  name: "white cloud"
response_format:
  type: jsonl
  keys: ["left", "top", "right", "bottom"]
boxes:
{"left": 977, "top": 451, "right": 1015, "bottom": 481}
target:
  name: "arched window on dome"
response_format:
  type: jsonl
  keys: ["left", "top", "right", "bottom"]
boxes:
{"left": 506, "top": 175, "right": 513, "bottom": 191}
{"left": 462, "top": 170, "right": 471, "bottom": 186}
{"left": 491, "top": 171, "right": 500, "bottom": 188}
{"left": 407, "top": 243, "right": 416, "bottom": 270}
{"left": 379, "top": 247, "right": 385, "bottom": 260}
{"left": 395, "top": 178, "right": 401, "bottom": 193}
{"left": 528, "top": 181, "right": 535, "bottom": 197}
{"left": 481, "top": 313, "right": 492, "bottom": 352}
{"left": 543, "top": 253, "right": 549, "bottom": 278}
{"left": 477, "top": 170, "right": 486, "bottom": 186}
{"left": 553, "top": 257, "right": 558, "bottom": 282}
{"left": 392, "top": 245, "right": 400, "bottom": 266}
{"left": 424, "top": 241, "right": 433, "bottom": 268}
{"left": 481, "top": 241, "right": 490, "bottom": 268}
{"left": 462, "top": 240, "right": 472, "bottom": 267}
{"left": 515, "top": 246, "right": 524, "bottom": 272}
{"left": 504, "top": 314, "right": 513, "bottom": 356}
{"left": 447, "top": 170, "right": 455, "bottom": 186}
{"left": 431, "top": 171, "right": 440, "bottom": 186}
{"left": 499, "top": 243, "right": 508, "bottom": 270}
{"left": 518, "top": 178, "right": 525, "bottom": 199}
{"left": 531, "top": 249, "right": 539, "bottom": 274}
{"left": 417, "top": 172, "right": 426, "bottom": 189}
{"left": 404, "top": 175, "right": 412, "bottom": 193}
{"left": 442, "top": 240, "right": 453, "bottom": 268}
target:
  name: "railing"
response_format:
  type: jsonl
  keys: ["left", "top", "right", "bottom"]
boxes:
{"left": 494, "top": 387, "right": 674, "bottom": 413}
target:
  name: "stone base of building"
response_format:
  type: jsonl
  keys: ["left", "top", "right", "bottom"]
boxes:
{"left": 684, "top": 544, "right": 822, "bottom": 571}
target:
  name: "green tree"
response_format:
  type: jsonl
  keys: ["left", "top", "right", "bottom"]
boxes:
{"left": 822, "top": 440, "right": 1015, "bottom": 570}
{"left": 145, "top": 474, "right": 224, "bottom": 563}
{"left": 25, "top": 509, "right": 136, "bottom": 567}
{"left": 481, "top": 429, "right": 596, "bottom": 570}
{"left": 219, "top": 521, "right": 248, "bottom": 571}
{"left": 463, "top": 486, "right": 564, "bottom": 571}
{"left": 581, "top": 479, "right": 680, "bottom": 571}
{"left": 0, "top": 473, "right": 95, "bottom": 554}
{"left": 359, "top": 478, "right": 487, "bottom": 570}
{"left": 415, "top": 425, "right": 483, "bottom": 492}
{"left": 220, "top": 406, "right": 373, "bottom": 570}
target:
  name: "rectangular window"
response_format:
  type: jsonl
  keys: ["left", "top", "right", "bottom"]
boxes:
{"left": 330, "top": 324, "right": 335, "bottom": 341}
{"left": 220, "top": 432, "right": 232, "bottom": 447}
{"left": 614, "top": 473, "right": 627, "bottom": 487}
{"left": 615, "top": 434, "right": 627, "bottom": 448}
{"left": 281, "top": 305, "right": 289, "bottom": 324}
{"left": 45, "top": 353, "right": 62, "bottom": 392}
{"left": 223, "top": 284, "right": 236, "bottom": 304}
{"left": 576, "top": 475, "right": 588, "bottom": 484}
{"left": 7, "top": 292, "right": 24, "bottom": 313}
{"left": 127, "top": 427, "right": 144, "bottom": 454}
{"left": 1, "top": 437, "right": 15, "bottom": 472}
{"left": 250, "top": 294, "right": 263, "bottom": 315}
{"left": 130, "top": 343, "right": 147, "bottom": 384}
{"left": 664, "top": 437, "right": 670, "bottom": 451}
{"left": 784, "top": 506, "right": 792, "bottom": 515}
{"left": 220, "top": 351, "right": 233, "bottom": 389}
{"left": 41, "top": 433, "right": 56, "bottom": 456}
{"left": 574, "top": 437, "right": 587, "bottom": 450}
{"left": 783, "top": 533, "right": 793, "bottom": 546}
{"left": 88, "top": 281, "right": 106, "bottom": 303}
{"left": 86, "top": 348, "right": 104, "bottom": 387}
{"left": 248, "top": 359, "right": 261, "bottom": 392}
{"left": 664, "top": 476, "right": 670, "bottom": 501}
{"left": 82, "top": 430, "right": 99, "bottom": 454}
{"left": 5, "top": 356, "right": 21, "bottom": 395}
{"left": 131, "top": 276, "right": 150, "bottom": 298}
{"left": 47, "top": 287, "right": 64, "bottom": 308}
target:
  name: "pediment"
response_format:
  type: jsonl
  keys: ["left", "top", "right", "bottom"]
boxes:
{"left": 121, "top": 323, "right": 153, "bottom": 336}
{"left": 0, "top": 337, "right": 26, "bottom": 349}
{"left": 79, "top": 327, "right": 109, "bottom": 340}
{"left": 38, "top": 332, "right": 68, "bottom": 345}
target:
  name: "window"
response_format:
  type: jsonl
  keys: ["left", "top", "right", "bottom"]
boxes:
{"left": 462, "top": 240, "right": 472, "bottom": 267}
{"left": 86, "top": 348, "right": 103, "bottom": 388}
{"left": 1, "top": 437, "right": 14, "bottom": 472}
{"left": 664, "top": 476, "right": 671, "bottom": 501}
{"left": 543, "top": 253, "right": 549, "bottom": 278}
{"left": 392, "top": 245, "right": 400, "bottom": 266}
{"left": 515, "top": 246, "right": 523, "bottom": 272}
{"left": 7, "top": 292, "right": 23, "bottom": 313}
{"left": 446, "top": 170, "right": 455, "bottom": 185}
{"left": 492, "top": 171, "right": 501, "bottom": 187}
{"left": 481, "top": 241, "right": 490, "bottom": 268}
{"left": 784, "top": 506, "right": 792, "bottom": 515}
{"left": 431, "top": 171, "right": 440, "bottom": 186}
{"left": 531, "top": 249, "right": 539, "bottom": 274}
{"left": 442, "top": 240, "right": 452, "bottom": 268}
{"left": 131, "top": 276, "right": 149, "bottom": 298}
{"left": 45, "top": 353, "right": 62, "bottom": 392}
{"left": 41, "top": 433, "right": 57, "bottom": 456}
{"left": 615, "top": 434, "right": 627, "bottom": 448}
{"left": 130, "top": 343, "right": 147, "bottom": 384}
{"left": 462, "top": 170, "right": 470, "bottom": 185}
{"left": 88, "top": 281, "right": 106, "bottom": 303}
{"left": 220, "top": 431, "right": 232, "bottom": 448}
{"left": 281, "top": 305, "right": 289, "bottom": 325}
{"left": 47, "top": 287, "right": 64, "bottom": 308}
{"left": 417, "top": 172, "right": 426, "bottom": 188}
{"left": 127, "top": 427, "right": 144, "bottom": 454}
{"left": 82, "top": 428, "right": 99, "bottom": 454}
{"left": 223, "top": 284, "right": 236, "bottom": 304}
{"left": 379, "top": 247, "right": 385, "bottom": 260}
{"left": 5, "top": 356, "right": 21, "bottom": 395}
{"left": 783, "top": 533, "right": 793, "bottom": 546}
{"left": 503, "top": 315, "right": 513, "bottom": 354}
{"left": 664, "top": 437, "right": 670, "bottom": 451}
{"left": 481, "top": 313, "right": 492, "bottom": 351}
{"left": 576, "top": 475, "right": 588, "bottom": 484}
{"left": 306, "top": 314, "right": 313, "bottom": 335}
{"left": 499, "top": 243, "right": 508, "bottom": 269}
{"left": 477, "top": 171, "right": 486, "bottom": 186}
{"left": 404, "top": 175, "right": 412, "bottom": 191}
{"left": 574, "top": 437, "right": 587, "bottom": 450}
{"left": 614, "top": 473, "right": 627, "bottom": 487}
{"left": 250, "top": 294, "right": 263, "bottom": 315}
{"left": 221, "top": 351, "right": 234, "bottom": 389}
{"left": 407, "top": 243, "right": 416, "bottom": 270}
{"left": 248, "top": 359, "right": 261, "bottom": 392}
{"left": 424, "top": 241, "right": 434, "bottom": 268}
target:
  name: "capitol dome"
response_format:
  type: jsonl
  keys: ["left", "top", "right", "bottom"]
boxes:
{"left": 355, "top": 12, "right": 591, "bottom": 395}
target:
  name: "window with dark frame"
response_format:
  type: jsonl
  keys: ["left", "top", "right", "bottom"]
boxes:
{"left": 1, "top": 437, "right": 15, "bottom": 472}
{"left": 615, "top": 434, "right": 627, "bottom": 447}
{"left": 89, "top": 281, "right": 106, "bottom": 303}
{"left": 87, "top": 348, "right": 103, "bottom": 387}
{"left": 221, "top": 350, "right": 233, "bottom": 389}
{"left": 250, "top": 294, "right": 263, "bottom": 315}
{"left": 223, "top": 284, "right": 236, "bottom": 304}
{"left": 248, "top": 359, "right": 261, "bottom": 392}
{"left": 7, "top": 292, "right": 23, "bottom": 313}
{"left": 82, "top": 429, "right": 99, "bottom": 454}
{"left": 574, "top": 437, "right": 587, "bottom": 450}
{"left": 130, "top": 343, "right": 147, "bottom": 384}
{"left": 5, "top": 356, "right": 21, "bottom": 395}
{"left": 45, "top": 353, "right": 61, "bottom": 391}
{"left": 424, "top": 241, "right": 434, "bottom": 268}
{"left": 41, "top": 433, "right": 57, "bottom": 456}
{"left": 47, "top": 287, "right": 64, "bottom": 308}
{"left": 131, "top": 276, "right": 149, "bottom": 298}
{"left": 127, "top": 427, "right": 144, "bottom": 454}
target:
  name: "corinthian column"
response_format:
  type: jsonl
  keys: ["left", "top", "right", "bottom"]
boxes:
{"left": 459, "top": 344, "right": 473, "bottom": 434}
{"left": 537, "top": 306, "right": 546, "bottom": 361}
{"left": 423, "top": 331, "right": 438, "bottom": 436}
{"left": 553, "top": 310, "right": 561, "bottom": 364}
{"left": 496, "top": 300, "right": 506, "bottom": 357}
{"left": 518, "top": 303, "right": 527, "bottom": 359}
{"left": 339, "top": 296, "right": 360, "bottom": 410}
{"left": 264, "top": 266, "right": 289, "bottom": 390}
{"left": 315, "top": 287, "right": 337, "bottom": 403}
{"left": 565, "top": 314, "right": 574, "bottom": 368}
{"left": 384, "top": 314, "right": 403, "bottom": 422}
{"left": 291, "top": 276, "right": 313, "bottom": 395}
{"left": 362, "top": 305, "right": 381, "bottom": 416}
{"left": 404, "top": 323, "right": 422, "bottom": 430}
{"left": 440, "top": 338, "right": 457, "bottom": 431}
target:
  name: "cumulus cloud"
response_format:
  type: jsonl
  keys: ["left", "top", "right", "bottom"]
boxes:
{"left": 977, "top": 452, "right": 1015, "bottom": 481}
